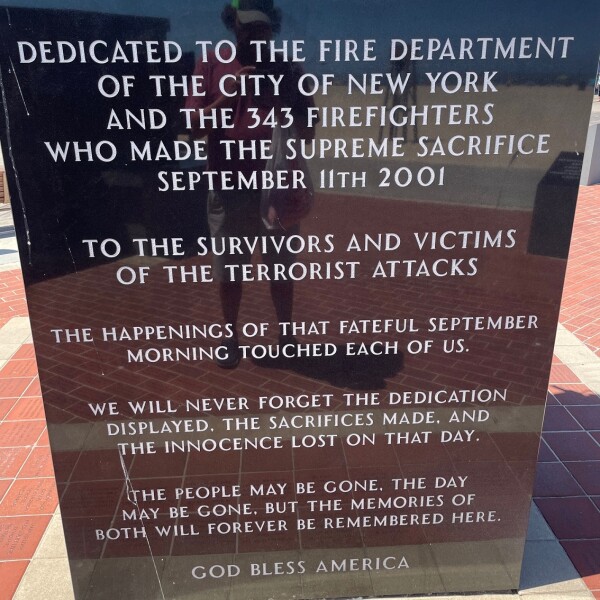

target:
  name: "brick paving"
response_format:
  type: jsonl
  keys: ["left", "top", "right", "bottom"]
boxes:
{"left": 533, "top": 184, "right": 600, "bottom": 599}
{"left": 559, "top": 186, "right": 600, "bottom": 355}
{"left": 0, "top": 272, "right": 27, "bottom": 329}
{"left": 0, "top": 332, "right": 54, "bottom": 599}
{"left": 0, "top": 186, "right": 599, "bottom": 598}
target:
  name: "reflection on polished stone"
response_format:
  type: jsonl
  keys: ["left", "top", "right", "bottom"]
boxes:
{"left": 0, "top": 0, "right": 598, "bottom": 598}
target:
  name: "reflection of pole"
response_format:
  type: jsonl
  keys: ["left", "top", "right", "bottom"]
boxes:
{"left": 379, "top": 57, "right": 418, "bottom": 143}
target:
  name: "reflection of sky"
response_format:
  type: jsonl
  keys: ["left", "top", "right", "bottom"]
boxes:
{"left": 2, "top": 0, "right": 599, "bottom": 78}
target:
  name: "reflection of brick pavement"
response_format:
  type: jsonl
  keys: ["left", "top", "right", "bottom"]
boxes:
{"left": 0, "top": 187, "right": 599, "bottom": 599}
{"left": 16, "top": 191, "right": 558, "bottom": 589}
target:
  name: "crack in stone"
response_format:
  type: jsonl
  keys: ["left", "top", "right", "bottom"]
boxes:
{"left": 0, "top": 62, "right": 32, "bottom": 265}
{"left": 8, "top": 56, "right": 29, "bottom": 116}
{"left": 119, "top": 451, "right": 167, "bottom": 600}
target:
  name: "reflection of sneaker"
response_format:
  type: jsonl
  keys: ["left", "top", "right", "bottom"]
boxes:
{"left": 278, "top": 334, "right": 298, "bottom": 348}
{"left": 216, "top": 338, "right": 241, "bottom": 369}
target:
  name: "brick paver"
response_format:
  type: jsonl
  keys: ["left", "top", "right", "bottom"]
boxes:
{"left": 0, "top": 272, "right": 28, "bottom": 329}
{"left": 534, "top": 185, "right": 600, "bottom": 597}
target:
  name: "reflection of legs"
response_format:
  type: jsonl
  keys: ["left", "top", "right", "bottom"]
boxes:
{"left": 271, "top": 280, "right": 296, "bottom": 344}
{"left": 217, "top": 281, "right": 242, "bottom": 368}
{"left": 207, "top": 190, "right": 259, "bottom": 368}
{"left": 271, "top": 280, "right": 293, "bottom": 324}
{"left": 220, "top": 281, "right": 242, "bottom": 337}
{"left": 221, "top": 280, "right": 292, "bottom": 329}
{"left": 266, "top": 226, "right": 297, "bottom": 342}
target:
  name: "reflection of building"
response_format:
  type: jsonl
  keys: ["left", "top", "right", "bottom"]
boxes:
{"left": 0, "top": 8, "right": 200, "bottom": 280}
{"left": 528, "top": 151, "right": 580, "bottom": 258}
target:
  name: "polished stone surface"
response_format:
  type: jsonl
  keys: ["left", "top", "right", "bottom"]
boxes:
{"left": 1, "top": 1, "right": 599, "bottom": 599}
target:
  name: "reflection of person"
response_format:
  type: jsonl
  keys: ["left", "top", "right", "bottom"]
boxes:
{"left": 186, "top": 0, "right": 313, "bottom": 368}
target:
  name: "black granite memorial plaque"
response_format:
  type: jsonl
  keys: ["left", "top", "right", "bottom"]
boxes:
{"left": 1, "top": 1, "right": 599, "bottom": 599}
